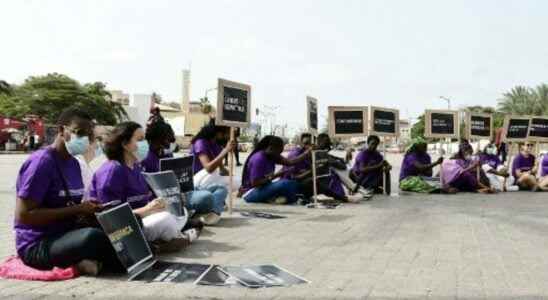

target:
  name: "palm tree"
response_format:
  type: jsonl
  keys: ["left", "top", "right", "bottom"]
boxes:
{"left": 497, "top": 86, "right": 535, "bottom": 115}
{"left": 0, "top": 80, "right": 12, "bottom": 95}
{"left": 532, "top": 83, "right": 548, "bottom": 115}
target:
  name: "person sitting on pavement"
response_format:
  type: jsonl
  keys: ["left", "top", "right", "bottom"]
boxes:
{"left": 479, "top": 142, "right": 518, "bottom": 192}
{"left": 512, "top": 142, "right": 539, "bottom": 191}
{"left": 282, "top": 133, "right": 362, "bottom": 204}
{"left": 190, "top": 119, "right": 238, "bottom": 190}
{"left": 350, "top": 135, "right": 392, "bottom": 195}
{"left": 14, "top": 107, "right": 122, "bottom": 276}
{"left": 141, "top": 118, "right": 227, "bottom": 226}
{"left": 538, "top": 153, "right": 548, "bottom": 191}
{"left": 441, "top": 141, "right": 493, "bottom": 193}
{"left": 89, "top": 121, "right": 195, "bottom": 254}
{"left": 399, "top": 137, "right": 444, "bottom": 193}
{"left": 239, "top": 135, "right": 310, "bottom": 204}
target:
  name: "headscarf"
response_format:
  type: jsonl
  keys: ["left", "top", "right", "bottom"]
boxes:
{"left": 406, "top": 137, "right": 427, "bottom": 154}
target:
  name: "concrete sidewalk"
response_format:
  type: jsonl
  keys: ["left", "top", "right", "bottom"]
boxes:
{"left": 2, "top": 154, "right": 548, "bottom": 299}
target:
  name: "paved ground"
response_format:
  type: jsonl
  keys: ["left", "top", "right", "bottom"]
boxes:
{"left": 1, "top": 153, "right": 548, "bottom": 299}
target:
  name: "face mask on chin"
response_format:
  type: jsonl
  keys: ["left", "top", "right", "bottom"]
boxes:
{"left": 486, "top": 147, "right": 497, "bottom": 155}
{"left": 164, "top": 142, "right": 177, "bottom": 155}
{"left": 65, "top": 134, "right": 90, "bottom": 156}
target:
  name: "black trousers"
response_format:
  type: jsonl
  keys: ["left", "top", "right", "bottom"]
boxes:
{"left": 350, "top": 171, "right": 391, "bottom": 195}
{"left": 297, "top": 177, "right": 345, "bottom": 201}
{"left": 22, "top": 227, "right": 124, "bottom": 272}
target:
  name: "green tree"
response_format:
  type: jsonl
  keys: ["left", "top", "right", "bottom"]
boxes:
{"left": 0, "top": 80, "right": 12, "bottom": 95}
{"left": 0, "top": 73, "right": 126, "bottom": 125}
{"left": 410, "top": 114, "right": 425, "bottom": 139}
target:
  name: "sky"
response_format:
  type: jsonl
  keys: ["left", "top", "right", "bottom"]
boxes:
{"left": 1, "top": 0, "right": 548, "bottom": 135}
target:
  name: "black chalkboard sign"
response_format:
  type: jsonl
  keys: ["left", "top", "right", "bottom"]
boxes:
{"left": 308, "top": 99, "right": 318, "bottom": 131}
{"left": 222, "top": 86, "right": 248, "bottom": 123}
{"left": 373, "top": 110, "right": 396, "bottom": 134}
{"left": 334, "top": 110, "right": 364, "bottom": 134}
{"left": 160, "top": 156, "right": 194, "bottom": 193}
{"left": 313, "top": 150, "right": 330, "bottom": 183}
{"left": 529, "top": 117, "right": 548, "bottom": 140}
{"left": 142, "top": 171, "right": 185, "bottom": 218}
{"left": 506, "top": 118, "right": 530, "bottom": 140}
{"left": 431, "top": 113, "right": 455, "bottom": 135}
{"left": 470, "top": 115, "right": 491, "bottom": 137}
{"left": 216, "top": 78, "right": 251, "bottom": 127}
{"left": 95, "top": 203, "right": 155, "bottom": 280}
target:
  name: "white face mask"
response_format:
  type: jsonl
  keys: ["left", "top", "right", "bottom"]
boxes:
{"left": 486, "top": 147, "right": 497, "bottom": 155}
{"left": 464, "top": 154, "right": 472, "bottom": 161}
{"left": 164, "top": 142, "right": 177, "bottom": 155}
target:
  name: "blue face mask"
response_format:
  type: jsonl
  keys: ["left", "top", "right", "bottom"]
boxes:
{"left": 65, "top": 134, "right": 90, "bottom": 156}
{"left": 95, "top": 143, "right": 103, "bottom": 158}
{"left": 164, "top": 142, "right": 177, "bottom": 155}
{"left": 134, "top": 140, "right": 149, "bottom": 161}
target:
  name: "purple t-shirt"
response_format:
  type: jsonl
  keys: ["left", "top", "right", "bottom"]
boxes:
{"left": 89, "top": 160, "right": 153, "bottom": 209}
{"left": 281, "top": 147, "right": 310, "bottom": 179}
{"left": 14, "top": 148, "right": 84, "bottom": 257}
{"left": 480, "top": 153, "right": 502, "bottom": 170}
{"left": 191, "top": 138, "right": 222, "bottom": 173}
{"left": 511, "top": 153, "right": 535, "bottom": 178}
{"left": 241, "top": 150, "right": 276, "bottom": 193}
{"left": 542, "top": 155, "right": 548, "bottom": 177}
{"left": 351, "top": 149, "right": 384, "bottom": 179}
{"left": 140, "top": 150, "right": 173, "bottom": 173}
{"left": 399, "top": 152, "right": 432, "bottom": 181}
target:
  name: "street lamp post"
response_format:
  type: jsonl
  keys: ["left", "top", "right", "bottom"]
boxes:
{"left": 439, "top": 96, "right": 451, "bottom": 110}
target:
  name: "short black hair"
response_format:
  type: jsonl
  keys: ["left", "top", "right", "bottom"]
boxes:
{"left": 56, "top": 107, "right": 92, "bottom": 126}
{"left": 367, "top": 135, "right": 380, "bottom": 144}
{"left": 145, "top": 120, "right": 175, "bottom": 145}
{"left": 300, "top": 133, "right": 312, "bottom": 141}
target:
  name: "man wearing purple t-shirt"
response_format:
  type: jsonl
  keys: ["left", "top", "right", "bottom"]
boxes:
{"left": 351, "top": 135, "right": 391, "bottom": 194}
{"left": 14, "top": 107, "right": 121, "bottom": 275}
{"left": 512, "top": 143, "right": 538, "bottom": 191}
{"left": 538, "top": 154, "right": 548, "bottom": 191}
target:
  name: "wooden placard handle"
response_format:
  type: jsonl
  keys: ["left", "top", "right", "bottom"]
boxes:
{"left": 228, "top": 127, "right": 235, "bottom": 215}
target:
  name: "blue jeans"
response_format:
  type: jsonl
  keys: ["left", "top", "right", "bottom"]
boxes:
{"left": 243, "top": 179, "right": 299, "bottom": 204}
{"left": 184, "top": 184, "right": 228, "bottom": 215}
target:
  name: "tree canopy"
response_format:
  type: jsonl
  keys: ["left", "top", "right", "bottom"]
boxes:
{"left": 0, "top": 73, "right": 127, "bottom": 125}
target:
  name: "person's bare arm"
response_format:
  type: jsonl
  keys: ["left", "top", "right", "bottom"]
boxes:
{"left": 198, "top": 140, "right": 235, "bottom": 173}
{"left": 15, "top": 198, "right": 99, "bottom": 226}
{"left": 279, "top": 148, "right": 312, "bottom": 166}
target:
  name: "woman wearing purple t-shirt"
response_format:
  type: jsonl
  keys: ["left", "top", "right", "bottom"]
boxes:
{"left": 240, "top": 135, "right": 311, "bottom": 204}
{"left": 399, "top": 137, "right": 443, "bottom": 193}
{"left": 538, "top": 154, "right": 548, "bottom": 191}
{"left": 350, "top": 135, "right": 392, "bottom": 194}
{"left": 442, "top": 142, "right": 493, "bottom": 193}
{"left": 14, "top": 107, "right": 121, "bottom": 275}
{"left": 142, "top": 119, "right": 228, "bottom": 226}
{"left": 190, "top": 119, "right": 237, "bottom": 189}
{"left": 512, "top": 143, "right": 539, "bottom": 191}
{"left": 90, "top": 122, "right": 192, "bottom": 253}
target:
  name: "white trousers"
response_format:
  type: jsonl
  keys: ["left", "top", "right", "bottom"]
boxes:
{"left": 142, "top": 211, "right": 186, "bottom": 242}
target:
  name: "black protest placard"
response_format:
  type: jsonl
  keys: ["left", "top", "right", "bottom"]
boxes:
{"left": 307, "top": 96, "right": 318, "bottom": 133}
{"left": 160, "top": 156, "right": 194, "bottom": 193}
{"left": 313, "top": 150, "right": 330, "bottom": 180}
{"left": 328, "top": 106, "right": 368, "bottom": 137}
{"left": 134, "top": 261, "right": 211, "bottom": 283}
{"left": 95, "top": 203, "right": 155, "bottom": 280}
{"left": 216, "top": 78, "right": 251, "bottom": 127}
{"left": 195, "top": 265, "right": 235, "bottom": 286}
{"left": 371, "top": 107, "right": 399, "bottom": 136}
{"left": 469, "top": 114, "right": 492, "bottom": 138}
{"left": 221, "top": 265, "right": 309, "bottom": 288}
{"left": 142, "top": 171, "right": 184, "bottom": 217}
{"left": 425, "top": 110, "right": 459, "bottom": 138}
{"left": 528, "top": 117, "right": 548, "bottom": 141}
{"left": 505, "top": 117, "right": 530, "bottom": 141}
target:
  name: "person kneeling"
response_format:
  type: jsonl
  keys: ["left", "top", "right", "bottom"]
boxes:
{"left": 399, "top": 137, "right": 444, "bottom": 193}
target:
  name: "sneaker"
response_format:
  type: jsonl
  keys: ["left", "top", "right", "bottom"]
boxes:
{"left": 199, "top": 213, "right": 221, "bottom": 226}
{"left": 76, "top": 259, "right": 101, "bottom": 277}
{"left": 346, "top": 194, "right": 362, "bottom": 203}
{"left": 183, "top": 228, "right": 200, "bottom": 242}
{"left": 270, "top": 196, "right": 287, "bottom": 205}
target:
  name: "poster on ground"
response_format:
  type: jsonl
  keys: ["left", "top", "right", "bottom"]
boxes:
{"left": 216, "top": 78, "right": 252, "bottom": 128}
{"left": 160, "top": 156, "right": 194, "bottom": 193}
{"left": 503, "top": 116, "right": 530, "bottom": 142}
{"left": 95, "top": 203, "right": 155, "bottom": 281}
{"left": 467, "top": 112, "right": 493, "bottom": 140}
{"left": 370, "top": 106, "right": 399, "bottom": 137}
{"left": 306, "top": 96, "right": 318, "bottom": 135}
{"left": 425, "top": 110, "right": 460, "bottom": 139}
{"left": 328, "top": 106, "right": 368, "bottom": 138}
{"left": 222, "top": 265, "right": 309, "bottom": 288}
{"left": 134, "top": 261, "right": 211, "bottom": 283}
{"left": 528, "top": 117, "right": 548, "bottom": 142}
